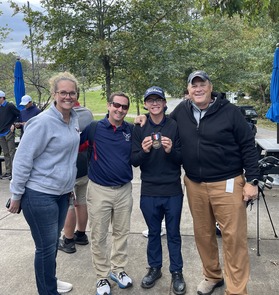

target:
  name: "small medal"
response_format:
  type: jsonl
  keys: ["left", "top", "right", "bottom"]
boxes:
{"left": 151, "top": 132, "right": 162, "bottom": 149}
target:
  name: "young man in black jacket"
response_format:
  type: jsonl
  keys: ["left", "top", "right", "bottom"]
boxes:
{"left": 131, "top": 86, "right": 186, "bottom": 295}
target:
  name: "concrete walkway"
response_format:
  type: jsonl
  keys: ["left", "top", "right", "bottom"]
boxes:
{"left": 1, "top": 167, "right": 279, "bottom": 295}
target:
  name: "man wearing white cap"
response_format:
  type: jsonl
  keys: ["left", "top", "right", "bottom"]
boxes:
{"left": 15, "top": 95, "right": 41, "bottom": 137}
{"left": 0, "top": 90, "right": 20, "bottom": 180}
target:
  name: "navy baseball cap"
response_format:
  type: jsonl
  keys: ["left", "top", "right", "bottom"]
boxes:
{"left": 187, "top": 71, "right": 211, "bottom": 84}
{"left": 144, "top": 86, "right": 165, "bottom": 101}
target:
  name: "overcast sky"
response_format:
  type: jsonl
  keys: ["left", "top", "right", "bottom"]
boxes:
{"left": 1, "top": 0, "right": 43, "bottom": 59}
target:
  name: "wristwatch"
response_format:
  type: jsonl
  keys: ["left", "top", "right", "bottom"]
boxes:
{"left": 248, "top": 179, "right": 259, "bottom": 186}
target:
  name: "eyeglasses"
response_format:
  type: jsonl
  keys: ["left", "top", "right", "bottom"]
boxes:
{"left": 145, "top": 98, "right": 165, "bottom": 104}
{"left": 55, "top": 91, "right": 78, "bottom": 98}
{"left": 110, "top": 101, "right": 129, "bottom": 110}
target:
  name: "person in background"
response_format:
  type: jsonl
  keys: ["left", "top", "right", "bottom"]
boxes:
{"left": 0, "top": 90, "right": 20, "bottom": 180}
{"left": 15, "top": 95, "right": 41, "bottom": 137}
{"left": 9, "top": 72, "right": 80, "bottom": 295}
{"left": 58, "top": 99, "right": 93, "bottom": 254}
{"left": 135, "top": 71, "right": 260, "bottom": 295}
{"left": 131, "top": 86, "right": 186, "bottom": 295}
{"left": 80, "top": 92, "right": 133, "bottom": 295}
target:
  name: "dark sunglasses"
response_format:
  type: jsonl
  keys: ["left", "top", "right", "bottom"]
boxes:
{"left": 110, "top": 101, "right": 129, "bottom": 110}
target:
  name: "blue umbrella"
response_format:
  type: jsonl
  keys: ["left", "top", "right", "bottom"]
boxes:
{"left": 14, "top": 58, "right": 25, "bottom": 110}
{"left": 266, "top": 45, "right": 279, "bottom": 142}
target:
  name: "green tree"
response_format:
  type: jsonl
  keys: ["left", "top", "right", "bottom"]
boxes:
{"left": 9, "top": 0, "right": 192, "bottom": 100}
{"left": 182, "top": 14, "right": 275, "bottom": 96}
{"left": 10, "top": 0, "right": 137, "bottom": 99}
{"left": 197, "top": 0, "right": 279, "bottom": 22}
{"left": 112, "top": 0, "right": 192, "bottom": 111}
{"left": 0, "top": 6, "right": 12, "bottom": 50}
{"left": 0, "top": 52, "right": 18, "bottom": 98}
{"left": 0, "top": 52, "right": 54, "bottom": 110}
{"left": 7, "top": 0, "right": 279, "bottom": 109}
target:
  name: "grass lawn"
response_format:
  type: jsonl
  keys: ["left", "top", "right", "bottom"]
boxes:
{"left": 257, "top": 119, "right": 277, "bottom": 130}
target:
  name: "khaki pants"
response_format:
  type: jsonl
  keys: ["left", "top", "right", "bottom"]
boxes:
{"left": 184, "top": 175, "right": 250, "bottom": 295}
{"left": 87, "top": 180, "right": 133, "bottom": 279}
{"left": 0, "top": 131, "right": 16, "bottom": 174}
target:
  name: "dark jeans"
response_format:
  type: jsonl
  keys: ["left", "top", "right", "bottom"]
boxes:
{"left": 21, "top": 187, "right": 70, "bottom": 295}
{"left": 140, "top": 195, "right": 184, "bottom": 273}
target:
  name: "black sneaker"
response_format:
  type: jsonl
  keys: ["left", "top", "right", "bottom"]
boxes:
{"left": 74, "top": 231, "right": 89, "bottom": 245}
{"left": 1, "top": 173, "right": 12, "bottom": 180}
{"left": 58, "top": 236, "right": 76, "bottom": 254}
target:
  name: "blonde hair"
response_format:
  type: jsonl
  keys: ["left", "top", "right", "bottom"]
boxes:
{"left": 49, "top": 71, "right": 79, "bottom": 95}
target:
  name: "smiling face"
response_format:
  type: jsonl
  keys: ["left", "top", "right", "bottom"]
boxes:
{"left": 144, "top": 95, "right": 166, "bottom": 117}
{"left": 107, "top": 94, "right": 129, "bottom": 126}
{"left": 187, "top": 77, "right": 213, "bottom": 109}
{"left": 54, "top": 80, "right": 77, "bottom": 115}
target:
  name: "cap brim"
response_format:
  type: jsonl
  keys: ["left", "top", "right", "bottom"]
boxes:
{"left": 144, "top": 92, "right": 166, "bottom": 101}
{"left": 189, "top": 75, "right": 208, "bottom": 83}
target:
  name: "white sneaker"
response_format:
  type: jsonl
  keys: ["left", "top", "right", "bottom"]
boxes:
{"left": 142, "top": 227, "right": 166, "bottom": 238}
{"left": 110, "top": 271, "right": 132, "bottom": 288}
{"left": 57, "top": 280, "right": 73, "bottom": 294}
{"left": 142, "top": 229, "right": 149, "bottom": 238}
{"left": 96, "top": 279, "right": 111, "bottom": 295}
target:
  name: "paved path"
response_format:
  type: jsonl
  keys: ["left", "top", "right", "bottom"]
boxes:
{"left": 0, "top": 124, "right": 279, "bottom": 295}
{"left": 256, "top": 127, "right": 276, "bottom": 139}
{"left": 1, "top": 166, "right": 279, "bottom": 295}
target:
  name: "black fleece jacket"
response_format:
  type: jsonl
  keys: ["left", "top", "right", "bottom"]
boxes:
{"left": 170, "top": 93, "right": 260, "bottom": 182}
{"left": 0, "top": 101, "right": 20, "bottom": 134}
{"left": 131, "top": 116, "right": 183, "bottom": 197}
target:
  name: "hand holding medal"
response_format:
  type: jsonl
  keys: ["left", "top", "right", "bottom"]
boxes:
{"left": 142, "top": 133, "right": 172, "bottom": 153}
{"left": 161, "top": 136, "right": 172, "bottom": 153}
{"left": 142, "top": 136, "right": 153, "bottom": 153}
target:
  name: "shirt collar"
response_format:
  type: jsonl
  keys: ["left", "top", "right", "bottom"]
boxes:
{"left": 0, "top": 100, "right": 7, "bottom": 107}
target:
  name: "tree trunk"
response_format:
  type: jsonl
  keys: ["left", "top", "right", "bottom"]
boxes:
{"left": 103, "top": 55, "right": 111, "bottom": 100}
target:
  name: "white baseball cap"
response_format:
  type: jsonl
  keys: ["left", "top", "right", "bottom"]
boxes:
{"left": 20, "top": 95, "right": 32, "bottom": 106}
{"left": 0, "top": 90, "right": 5, "bottom": 97}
